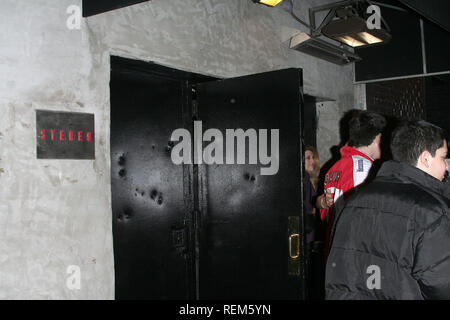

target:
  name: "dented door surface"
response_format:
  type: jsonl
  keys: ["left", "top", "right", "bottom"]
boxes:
{"left": 196, "top": 69, "right": 305, "bottom": 299}
{"left": 110, "top": 68, "right": 191, "bottom": 299}
{"left": 110, "top": 57, "right": 305, "bottom": 299}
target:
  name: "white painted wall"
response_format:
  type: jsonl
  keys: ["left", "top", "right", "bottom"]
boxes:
{"left": 0, "top": 0, "right": 356, "bottom": 299}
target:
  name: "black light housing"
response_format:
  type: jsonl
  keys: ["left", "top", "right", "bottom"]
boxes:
{"left": 321, "top": 15, "right": 392, "bottom": 47}
{"left": 290, "top": 32, "right": 361, "bottom": 65}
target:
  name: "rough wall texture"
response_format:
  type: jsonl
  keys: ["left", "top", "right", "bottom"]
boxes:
{"left": 316, "top": 101, "right": 341, "bottom": 168}
{"left": 0, "top": 0, "right": 355, "bottom": 299}
{"left": 354, "top": 84, "right": 367, "bottom": 112}
{"left": 0, "top": 0, "right": 112, "bottom": 299}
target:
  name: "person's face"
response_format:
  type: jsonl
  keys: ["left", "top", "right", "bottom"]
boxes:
{"left": 428, "top": 140, "right": 449, "bottom": 181}
{"left": 305, "top": 150, "right": 315, "bottom": 174}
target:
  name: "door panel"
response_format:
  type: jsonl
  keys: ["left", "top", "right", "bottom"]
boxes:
{"left": 110, "top": 71, "right": 190, "bottom": 299}
{"left": 196, "top": 69, "right": 305, "bottom": 299}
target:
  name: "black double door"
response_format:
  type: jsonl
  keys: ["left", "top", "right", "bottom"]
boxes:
{"left": 110, "top": 56, "right": 306, "bottom": 299}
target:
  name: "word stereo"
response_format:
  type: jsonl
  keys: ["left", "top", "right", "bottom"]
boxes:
{"left": 170, "top": 121, "right": 279, "bottom": 175}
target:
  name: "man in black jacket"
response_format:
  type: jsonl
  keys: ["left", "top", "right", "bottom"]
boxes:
{"left": 325, "top": 120, "right": 450, "bottom": 299}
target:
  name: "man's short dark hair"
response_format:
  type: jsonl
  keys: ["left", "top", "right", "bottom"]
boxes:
{"left": 391, "top": 120, "right": 446, "bottom": 166}
{"left": 348, "top": 111, "right": 386, "bottom": 147}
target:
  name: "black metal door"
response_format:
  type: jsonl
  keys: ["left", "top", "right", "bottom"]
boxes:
{"left": 195, "top": 69, "right": 305, "bottom": 299}
{"left": 110, "top": 68, "right": 194, "bottom": 299}
{"left": 111, "top": 59, "right": 305, "bottom": 299}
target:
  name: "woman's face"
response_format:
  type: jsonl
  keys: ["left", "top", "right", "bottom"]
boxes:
{"left": 305, "top": 150, "right": 315, "bottom": 174}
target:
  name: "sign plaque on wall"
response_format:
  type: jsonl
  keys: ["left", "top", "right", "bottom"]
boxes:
{"left": 36, "top": 110, "right": 95, "bottom": 159}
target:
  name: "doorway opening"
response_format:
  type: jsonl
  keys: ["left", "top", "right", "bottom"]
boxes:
{"left": 110, "top": 55, "right": 306, "bottom": 300}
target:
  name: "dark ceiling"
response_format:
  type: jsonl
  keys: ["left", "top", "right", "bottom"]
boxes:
{"left": 82, "top": 0, "right": 450, "bottom": 34}
{"left": 355, "top": 0, "right": 450, "bottom": 82}
{"left": 398, "top": 0, "right": 450, "bottom": 32}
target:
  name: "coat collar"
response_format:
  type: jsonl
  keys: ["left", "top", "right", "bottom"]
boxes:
{"left": 377, "top": 160, "right": 446, "bottom": 196}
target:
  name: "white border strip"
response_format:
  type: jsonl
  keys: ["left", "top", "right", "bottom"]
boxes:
{"left": 354, "top": 70, "right": 450, "bottom": 84}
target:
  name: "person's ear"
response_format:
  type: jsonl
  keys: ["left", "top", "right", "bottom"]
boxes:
{"left": 370, "top": 133, "right": 382, "bottom": 148}
{"left": 418, "top": 150, "right": 432, "bottom": 168}
{"left": 374, "top": 133, "right": 382, "bottom": 145}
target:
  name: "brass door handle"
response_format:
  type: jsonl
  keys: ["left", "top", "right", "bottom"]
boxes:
{"left": 289, "top": 233, "right": 300, "bottom": 259}
{"left": 288, "top": 216, "right": 300, "bottom": 275}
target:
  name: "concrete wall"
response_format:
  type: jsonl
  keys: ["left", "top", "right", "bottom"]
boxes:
{"left": 0, "top": 0, "right": 356, "bottom": 299}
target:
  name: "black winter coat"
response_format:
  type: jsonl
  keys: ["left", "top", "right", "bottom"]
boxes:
{"left": 325, "top": 160, "right": 450, "bottom": 300}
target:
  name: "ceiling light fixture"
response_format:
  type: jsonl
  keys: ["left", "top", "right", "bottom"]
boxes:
{"left": 321, "top": 14, "right": 391, "bottom": 48}
{"left": 288, "top": 0, "right": 394, "bottom": 65}
{"left": 290, "top": 32, "right": 361, "bottom": 65}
